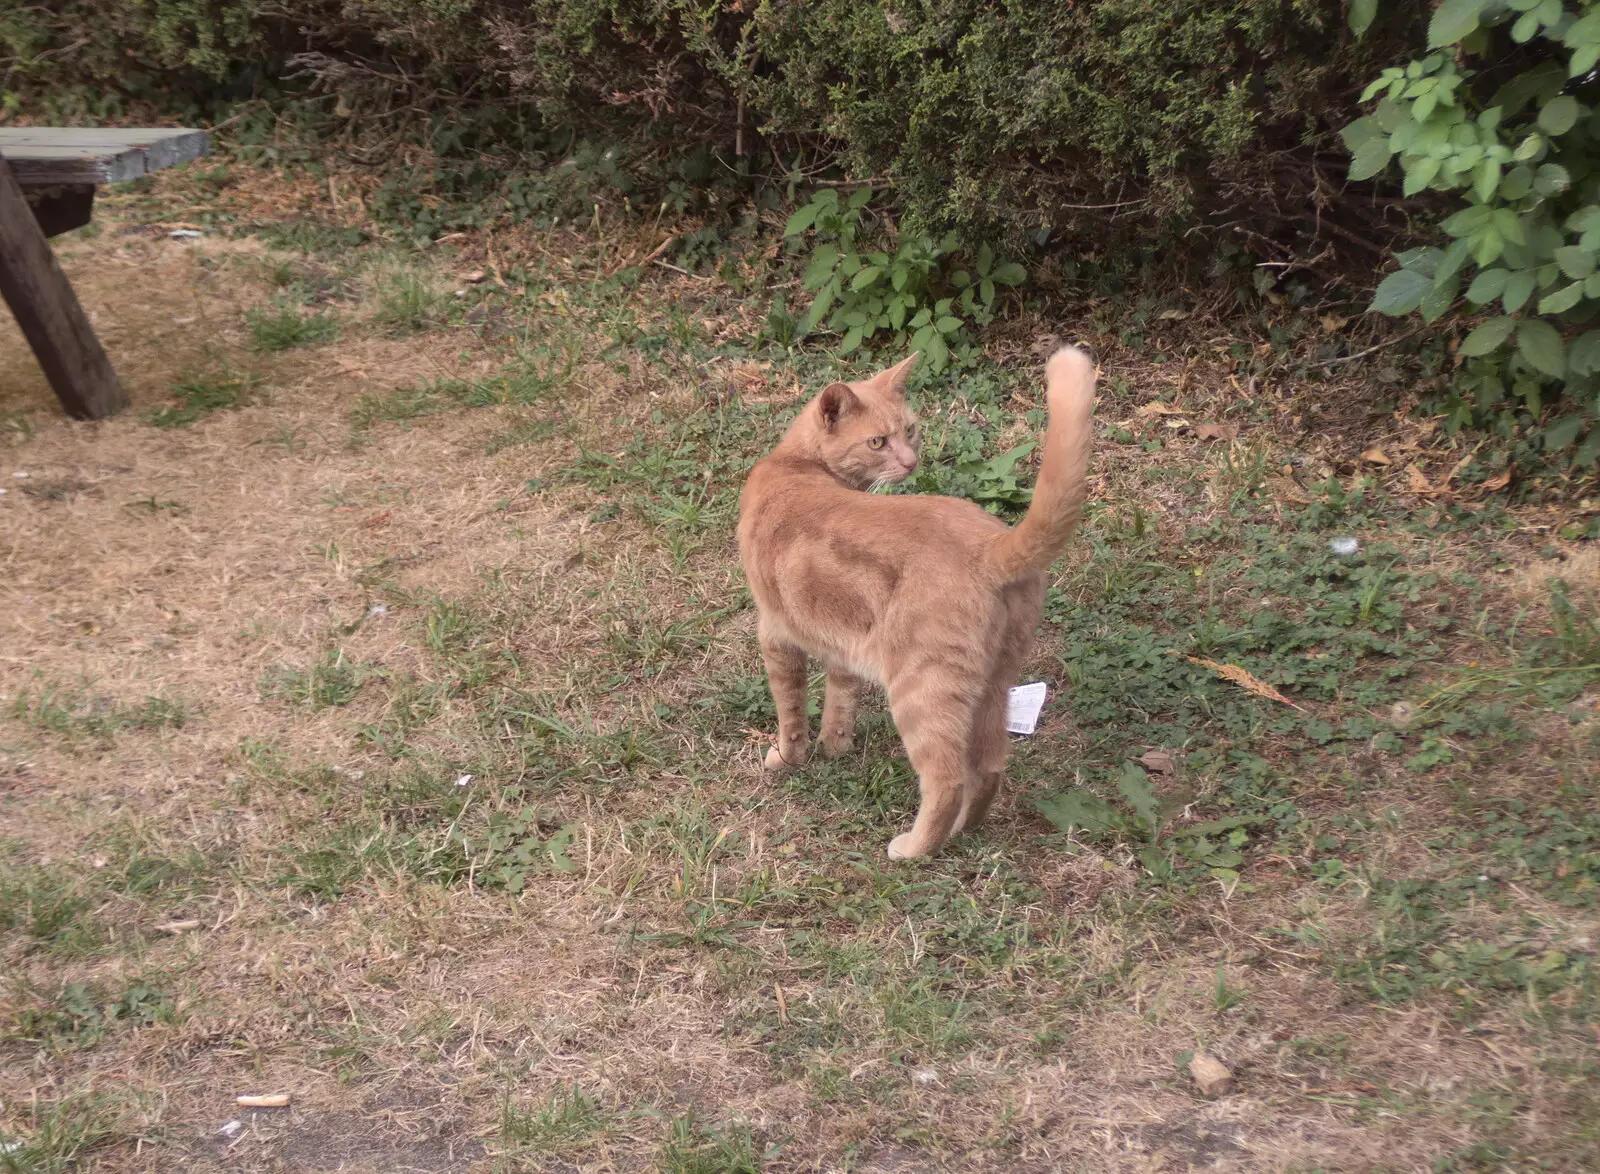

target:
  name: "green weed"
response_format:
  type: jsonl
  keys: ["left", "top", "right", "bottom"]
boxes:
{"left": 247, "top": 304, "right": 339, "bottom": 351}
{"left": 500, "top": 1084, "right": 608, "bottom": 1151}
{"left": 261, "top": 650, "right": 373, "bottom": 708}
{"left": 143, "top": 373, "right": 257, "bottom": 428}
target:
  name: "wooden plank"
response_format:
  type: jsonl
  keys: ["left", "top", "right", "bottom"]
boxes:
{"left": 0, "top": 158, "right": 128, "bottom": 419}
{"left": 26, "top": 185, "right": 95, "bottom": 238}
{"left": 0, "top": 128, "right": 208, "bottom": 186}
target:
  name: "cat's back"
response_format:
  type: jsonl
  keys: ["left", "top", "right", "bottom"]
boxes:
{"left": 738, "top": 451, "right": 1006, "bottom": 566}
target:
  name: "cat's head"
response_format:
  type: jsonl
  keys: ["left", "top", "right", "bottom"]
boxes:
{"left": 807, "top": 353, "right": 922, "bottom": 489}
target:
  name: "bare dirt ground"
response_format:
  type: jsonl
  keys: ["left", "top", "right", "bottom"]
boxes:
{"left": 2, "top": 167, "right": 1598, "bottom": 1173}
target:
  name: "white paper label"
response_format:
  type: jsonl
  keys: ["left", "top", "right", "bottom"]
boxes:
{"left": 1005, "top": 681, "right": 1048, "bottom": 735}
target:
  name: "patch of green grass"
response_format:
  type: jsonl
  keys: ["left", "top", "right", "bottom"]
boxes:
{"left": 484, "top": 415, "right": 558, "bottom": 455}
{"left": 6, "top": 681, "right": 188, "bottom": 746}
{"left": 247, "top": 304, "right": 340, "bottom": 351}
{"left": 274, "top": 821, "right": 466, "bottom": 902}
{"left": 261, "top": 650, "right": 374, "bottom": 708}
{"left": 6, "top": 979, "right": 178, "bottom": 1052}
{"left": 0, "top": 866, "right": 98, "bottom": 956}
{"left": 499, "top": 1084, "right": 608, "bottom": 1152}
{"left": 659, "top": 1111, "right": 776, "bottom": 1174}
{"left": 373, "top": 271, "right": 450, "bottom": 334}
{"left": 143, "top": 372, "right": 257, "bottom": 428}
{"left": 0, "top": 1092, "right": 124, "bottom": 1174}
{"left": 252, "top": 218, "right": 368, "bottom": 253}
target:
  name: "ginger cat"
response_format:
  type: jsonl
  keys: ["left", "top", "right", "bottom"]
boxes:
{"left": 736, "top": 346, "right": 1097, "bottom": 858}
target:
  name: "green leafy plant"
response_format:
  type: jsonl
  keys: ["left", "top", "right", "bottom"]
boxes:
{"left": 453, "top": 809, "right": 578, "bottom": 893}
{"left": 247, "top": 304, "right": 339, "bottom": 351}
{"left": 782, "top": 188, "right": 1024, "bottom": 370}
{"left": 1346, "top": 0, "right": 1600, "bottom": 462}
{"left": 1036, "top": 762, "right": 1258, "bottom": 881}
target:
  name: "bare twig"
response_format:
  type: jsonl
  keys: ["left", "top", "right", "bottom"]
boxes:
{"left": 1309, "top": 327, "right": 1424, "bottom": 368}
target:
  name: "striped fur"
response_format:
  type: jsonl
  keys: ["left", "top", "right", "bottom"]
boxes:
{"left": 736, "top": 348, "right": 1097, "bottom": 858}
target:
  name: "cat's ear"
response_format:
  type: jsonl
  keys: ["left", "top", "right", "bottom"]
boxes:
{"left": 818, "top": 382, "right": 859, "bottom": 427}
{"left": 881, "top": 351, "right": 921, "bottom": 398}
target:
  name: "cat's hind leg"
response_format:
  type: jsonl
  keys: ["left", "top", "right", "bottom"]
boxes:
{"left": 760, "top": 635, "right": 812, "bottom": 772}
{"left": 819, "top": 666, "right": 865, "bottom": 758}
{"left": 957, "top": 680, "right": 1011, "bottom": 834}
{"left": 884, "top": 677, "right": 975, "bottom": 859}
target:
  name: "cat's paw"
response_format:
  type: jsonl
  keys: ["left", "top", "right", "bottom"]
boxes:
{"left": 763, "top": 743, "right": 809, "bottom": 772}
{"left": 886, "top": 833, "right": 922, "bottom": 860}
{"left": 817, "top": 735, "right": 854, "bottom": 758}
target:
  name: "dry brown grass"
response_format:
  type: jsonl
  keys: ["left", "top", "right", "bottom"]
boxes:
{"left": 2, "top": 171, "right": 1597, "bottom": 1173}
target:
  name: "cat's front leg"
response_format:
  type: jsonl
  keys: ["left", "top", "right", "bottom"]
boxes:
{"left": 759, "top": 636, "right": 812, "bottom": 772}
{"left": 818, "top": 666, "right": 865, "bottom": 757}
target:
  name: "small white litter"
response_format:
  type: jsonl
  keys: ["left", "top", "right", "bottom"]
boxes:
{"left": 913, "top": 1068, "right": 939, "bottom": 1085}
{"left": 1329, "top": 537, "right": 1359, "bottom": 556}
{"left": 13, "top": 471, "right": 31, "bottom": 478}
{"left": 455, "top": 774, "right": 473, "bottom": 787}
{"left": 1006, "top": 682, "right": 1048, "bottom": 735}
{"left": 367, "top": 603, "right": 388, "bottom": 617}
{"left": 169, "top": 229, "right": 203, "bottom": 239}
{"left": 218, "top": 1119, "right": 244, "bottom": 1138}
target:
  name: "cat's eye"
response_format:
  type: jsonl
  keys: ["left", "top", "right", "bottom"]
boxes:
{"left": 867, "top": 436, "right": 886, "bottom": 450}
{"left": 906, "top": 423, "right": 919, "bottom": 441}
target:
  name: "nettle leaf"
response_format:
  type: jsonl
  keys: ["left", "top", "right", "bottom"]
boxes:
{"left": 1474, "top": 157, "right": 1503, "bottom": 202}
{"left": 1369, "top": 268, "right": 1431, "bottom": 315}
{"left": 1539, "top": 94, "right": 1580, "bottom": 136}
{"left": 850, "top": 265, "right": 882, "bottom": 292}
{"left": 1572, "top": 331, "right": 1600, "bottom": 375}
{"left": 976, "top": 243, "right": 995, "bottom": 276}
{"left": 1466, "top": 268, "right": 1510, "bottom": 303}
{"left": 1503, "top": 269, "right": 1537, "bottom": 311}
{"left": 1429, "top": 0, "right": 1488, "bottom": 47}
{"left": 1438, "top": 237, "right": 1473, "bottom": 283}
{"left": 1349, "top": 0, "right": 1378, "bottom": 37}
{"left": 1544, "top": 413, "right": 1587, "bottom": 450}
{"left": 1517, "top": 318, "right": 1567, "bottom": 375}
{"left": 1341, "top": 115, "right": 1384, "bottom": 152}
{"left": 802, "top": 245, "right": 839, "bottom": 290}
{"left": 1036, "top": 789, "right": 1126, "bottom": 835}
{"left": 783, "top": 202, "right": 821, "bottom": 238}
{"left": 1398, "top": 246, "right": 1444, "bottom": 276}
{"left": 991, "top": 261, "right": 1027, "bottom": 286}
{"left": 1421, "top": 274, "right": 1460, "bottom": 323}
{"left": 1117, "top": 763, "right": 1162, "bottom": 839}
{"left": 1535, "top": 162, "right": 1572, "bottom": 197}
{"left": 1461, "top": 316, "right": 1516, "bottom": 355}
{"left": 1442, "top": 204, "right": 1494, "bottom": 236}
{"left": 1556, "top": 246, "right": 1595, "bottom": 279}
{"left": 1538, "top": 282, "right": 1585, "bottom": 314}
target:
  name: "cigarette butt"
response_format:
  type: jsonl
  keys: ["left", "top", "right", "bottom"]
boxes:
{"left": 236, "top": 1094, "right": 290, "bottom": 1108}
{"left": 156, "top": 919, "right": 202, "bottom": 933}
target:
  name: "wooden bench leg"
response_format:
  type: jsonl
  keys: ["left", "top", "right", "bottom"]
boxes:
{"left": 0, "top": 158, "right": 127, "bottom": 419}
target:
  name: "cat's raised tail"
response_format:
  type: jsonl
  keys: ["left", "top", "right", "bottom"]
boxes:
{"left": 983, "top": 346, "right": 1098, "bottom": 583}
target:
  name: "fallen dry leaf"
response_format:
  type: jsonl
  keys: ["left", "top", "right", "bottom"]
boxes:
{"left": 1267, "top": 475, "right": 1311, "bottom": 505}
{"left": 1480, "top": 465, "right": 1513, "bottom": 492}
{"left": 1136, "top": 401, "right": 1190, "bottom": 417}
{"left": 1194, "top": 422, "right": 1241, "bottom": 442}
{"left": 1138, "top": 750, "right": 1176, "bottom": 774}
{"left": 1189, "top": 1052, "right": 1234, "bottom": 1097}
{"left": 1320, "top": 312, "right": 1349, "bottom": 334}
{"left": 1188, "top": 656, "right": 1305, "bottom": 711}
{"left": 1407, "top": 465, "right": 1443, "bottom": 497}
{"left": 1360, "top": 446, "right": 1392, "bottom": 466}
